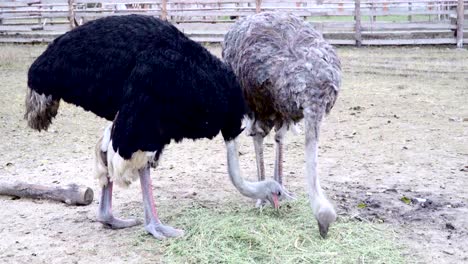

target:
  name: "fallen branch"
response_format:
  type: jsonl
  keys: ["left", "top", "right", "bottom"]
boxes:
{"left": 0, "top": 181, "right": 94, "bottom": 205}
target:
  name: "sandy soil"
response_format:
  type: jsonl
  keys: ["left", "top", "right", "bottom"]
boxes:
{"left": 0, "top": 45, "right": 467, "bottom": 264}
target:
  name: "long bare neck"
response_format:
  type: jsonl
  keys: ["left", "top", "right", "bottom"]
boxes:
{"left": 225, "top": 140, "right": 268, "bottom": 198}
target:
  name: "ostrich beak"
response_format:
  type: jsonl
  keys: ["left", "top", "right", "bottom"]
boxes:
{"left": 272, "top": 193, "right": 279, "bottom": 209}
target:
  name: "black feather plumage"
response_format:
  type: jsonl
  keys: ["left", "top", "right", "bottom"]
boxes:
{"left": 28, "top": 14, "right": 245, "bottom": 158}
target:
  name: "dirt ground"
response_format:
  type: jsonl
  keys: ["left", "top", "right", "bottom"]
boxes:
{"left": 0, "top": 44, "right": 467, "bottom": 264}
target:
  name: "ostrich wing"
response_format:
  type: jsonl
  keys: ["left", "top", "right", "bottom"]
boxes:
{"left": 111, "top": 49, "right": 228, "bottom": 159}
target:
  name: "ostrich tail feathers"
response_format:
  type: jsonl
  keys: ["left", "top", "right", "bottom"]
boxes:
{"left": 24, "top": 89, "right": 60, "bottom": 131}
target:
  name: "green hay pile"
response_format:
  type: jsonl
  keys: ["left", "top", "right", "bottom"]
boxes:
{"left": 160, "top": 199, "right": 405, "bottom": 264}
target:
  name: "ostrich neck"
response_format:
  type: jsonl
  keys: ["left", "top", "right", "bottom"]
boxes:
{"left": 225, "top": 140, "right": 264, "bottom": 198}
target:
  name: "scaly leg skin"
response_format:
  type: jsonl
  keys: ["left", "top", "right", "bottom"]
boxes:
{"left": 253, "top": 134, "right": 266, "bottom": 182}
{"left": 304, "top": 111, "right": 337, "bottom": 238}
{"left": 253, "top": 134, "right": 268, "bottom": 208}
{"left": 274, "top": 125, "right": 288, "bottom": 185}
{"left": 97, "top": 178, "right": 141, "bottom": 229}
{"left": 274, "top": 125, "right": 296, "bottom": 202}
{"left": 139, "top": 165, "right": 184, "bottom": 239}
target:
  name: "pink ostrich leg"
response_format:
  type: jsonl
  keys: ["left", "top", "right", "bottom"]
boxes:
{"left": 138, "top": 165, "right": 184, "bottom": 239}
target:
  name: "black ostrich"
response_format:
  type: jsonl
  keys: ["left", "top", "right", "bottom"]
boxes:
{"left": 223, "top": 12, "right": 342, "bottom": 238}
{"left": 25, "top": 14, "right": 285, "bottom": 239}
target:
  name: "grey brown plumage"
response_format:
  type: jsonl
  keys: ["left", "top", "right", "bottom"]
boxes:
{"left": 223, "top": 12, "right": 342, "bottom": 238}
{"left": 223, "top": 12, "right": 341, "bottom": 132}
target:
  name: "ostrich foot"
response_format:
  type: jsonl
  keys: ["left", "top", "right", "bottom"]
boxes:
{"left": 145, "top": 221, "right": 184, "bottom": 239}
{"left": 316, "top": 205, "right": 337, "bottom": 238}
{"left": 98, "top": 215, "right": 141, "bottom": 229}
{"left": 255, "top": 190, "right": 296, "bottom": 207}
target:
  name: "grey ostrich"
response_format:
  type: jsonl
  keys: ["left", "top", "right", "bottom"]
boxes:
{"left": 223, "top": 12, "right": 342, "bottom": 238}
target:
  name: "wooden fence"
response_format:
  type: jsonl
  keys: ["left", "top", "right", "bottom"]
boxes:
{"left": 1, "top": 0, "right": 467, "bottom": 46}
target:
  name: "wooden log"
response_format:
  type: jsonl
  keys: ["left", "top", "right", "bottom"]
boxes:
{"left": 457, "top": 0, "right": 464, "bottom": 48}
{"left": 354, "top": 0, "right": 362, "bottom": 47}
{"left": 0, "top": 182, "right": 94, "bottom": 205}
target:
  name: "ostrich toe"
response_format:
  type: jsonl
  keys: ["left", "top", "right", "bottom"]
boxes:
{"left": 145, "top": 222, "right": 184, "bottom": 239}
{"left": 98, "top": 215, "right": 141, "bottom": 229}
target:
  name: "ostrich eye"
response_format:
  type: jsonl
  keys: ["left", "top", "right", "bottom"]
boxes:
{"left": 277, "top": 191, "right": 281, "bottom": 196}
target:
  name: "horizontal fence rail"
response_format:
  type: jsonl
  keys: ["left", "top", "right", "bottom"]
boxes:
{"left": 0, "top": 0, "right": 467, "bottom": 46}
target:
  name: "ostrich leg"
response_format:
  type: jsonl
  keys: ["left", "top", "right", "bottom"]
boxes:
{"left": 273, "top": 125, "right": 295, "bottom": 202}
{"left": 96, "top": 128, "right": 140, "bottom": 229}
{"left": 139, "top": 164, "right": 184, "bottom": 239}
{"left": 253, "top": 134, "right": 269, "bottom": 208}
{"left": 253, "top": 134, "right": 265, "bottom": 181}
{"left": 304, "top": 110, "right": 336, "bottom": 238}
{"left": 273, "top": 125, "right": 287, "bottom": 185}
{"left": 97, "top": 179, "right": 140, "bottom": 229}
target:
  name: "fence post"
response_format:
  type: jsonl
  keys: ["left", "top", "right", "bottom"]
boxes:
{"left": 457, "top": 0, "right": 464, "bottom": 48}
{"left": 370, "top": 2, "right": 375, "bottom": 22}
{"left": 408, "top": 2, "right": 412, "bottom": 22}
{"left": 355, "top": 0, "right": 362, "bottom": 47}
{"left": 256, "top": 0, "right": 262, "bottom": 13}
{"left": 161, "top": 0, "right": 168, "bottom": 20}
{"left": 68, "top": 0, "right": 75, "bottom": 29}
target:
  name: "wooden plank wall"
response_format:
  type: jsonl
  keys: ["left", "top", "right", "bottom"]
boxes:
{"left": 1, "top": 0, "right": 468, "bottom": 46}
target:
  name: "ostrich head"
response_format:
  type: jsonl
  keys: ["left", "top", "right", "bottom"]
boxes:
{"left": 225, "top": 140, "right": 294, "bottom": 209}
{"left": 250, "top": 179, "right": 294, "bottom": 209}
